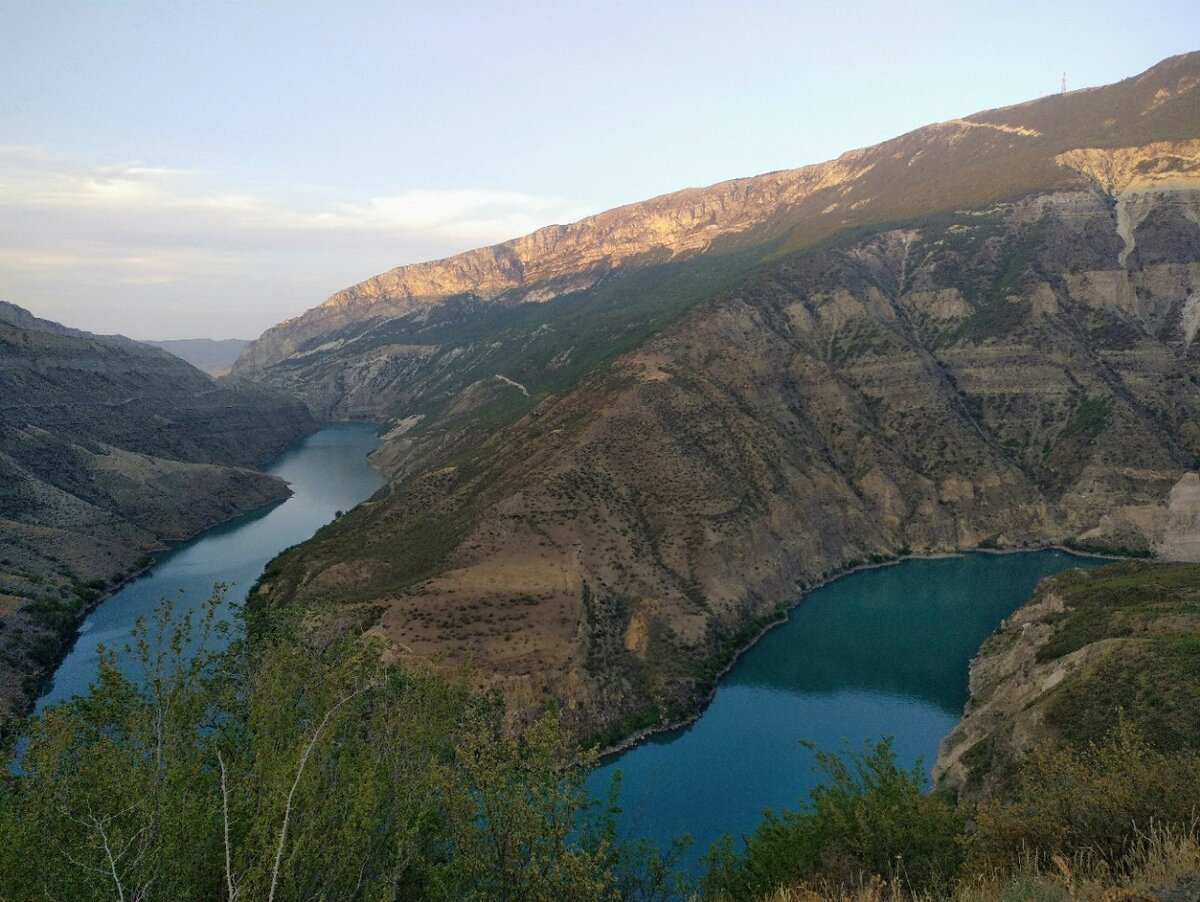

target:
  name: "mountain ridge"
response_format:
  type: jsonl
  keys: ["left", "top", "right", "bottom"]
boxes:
{"left": 233, "top": 51, "right": 1200, "bottom": 387}
{"left": 0, "top": 300, "right": 156, "bottom": 351}
{"left": 239, "top": 52, "right": 1200, "bottom": 744}
{"left": 231, "top": 151, "right": 878, "bottom": 374}
{"left": 141, "top": 338, "right": 249, "bottom": 376}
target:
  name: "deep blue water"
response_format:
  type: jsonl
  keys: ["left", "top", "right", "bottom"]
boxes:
{"left": 36, "top": 422, "right": 384, "bottom": 711}
{"left": 587, "top": 549, "right": 1110, "bottom": 875}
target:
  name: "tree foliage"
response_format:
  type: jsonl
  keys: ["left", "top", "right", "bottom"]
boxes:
{"left": 701, "top": 739, "right": 964, "bottom": 900}
{"left": 0, "top": 592, "right": 680, "bottom": 901}
{"left": 968, "top": 713, "right": 1200, "bottom": 875}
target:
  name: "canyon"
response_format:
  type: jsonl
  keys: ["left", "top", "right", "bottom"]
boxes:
{"left": 0, "top": 301, "right": 313, "bottom": 718}
{"left": 231, "top": 52, "right": 1200, "bottom": 743}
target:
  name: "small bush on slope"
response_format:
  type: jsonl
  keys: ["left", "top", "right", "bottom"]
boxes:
{"left": 702, "top": 739, "right": 964, "bottom": 900}
{"left": 967, "top": 713, "right": 1200, "bottom": 877}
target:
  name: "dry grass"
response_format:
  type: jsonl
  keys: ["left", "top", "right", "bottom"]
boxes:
{"left": 755, "top": 822, "right": 1200, "bottom": 902}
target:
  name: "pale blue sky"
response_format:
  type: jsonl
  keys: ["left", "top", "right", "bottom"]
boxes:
{"left": 1, "top": 1, "right": 1197, "bottom": 338}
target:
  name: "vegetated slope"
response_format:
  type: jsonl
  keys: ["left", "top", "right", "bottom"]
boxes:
{"left": 243, "top": 53, "right": 1200, "bottom": 743}
{"left": 0, "top": 302, "right": 315, "bottom": 718}
{"left": 934, "top": 560, "right": 1200, "bottom": 803}
{"left": 141, "top": 338, "right": 249, "bottom": 376}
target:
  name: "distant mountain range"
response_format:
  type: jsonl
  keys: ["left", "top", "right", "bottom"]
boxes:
{"left": 0, "top": 302, "right": 313, "bottom": 718}
{"left": 141, "top": 338, "right": 249, "bottom": 376}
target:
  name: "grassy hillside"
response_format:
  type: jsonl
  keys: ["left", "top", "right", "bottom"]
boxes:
{"left": 937, "top": 561, "right": 1200, "bottom": 803}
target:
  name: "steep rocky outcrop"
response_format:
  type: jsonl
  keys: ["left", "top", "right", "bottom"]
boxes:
{"left": 241, "top": 53, "right": 1200, "bottom": 744}
{"left": 934, "top": 561, "right": 1200, "bottom": 802}
{"left": 0, "top": 303, "right": 315, "bottom": 718}
{"left": 231, "top": 154, "right": 879, "bottom": 377}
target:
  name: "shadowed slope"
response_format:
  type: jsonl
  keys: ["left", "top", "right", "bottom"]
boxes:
{"left": 243, "top": 53, "right": 1200, "bottom": 743}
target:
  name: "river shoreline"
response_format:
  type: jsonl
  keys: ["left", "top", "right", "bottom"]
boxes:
{"left": 16, "top": 489, "right": 298, "bottom": 724}
{"left": 586, "top": 547, "right": 1116, "bottom": 872}
{"left": 594, "top": 543, "right": 1121, "bottom": 761}
{"left": 24, "top": 423, "right": 384, "bottom": 720}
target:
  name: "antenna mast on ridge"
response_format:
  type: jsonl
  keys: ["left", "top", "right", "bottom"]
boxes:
{"left": 1061, "top": 72, "right": 1067, "bottom": 95}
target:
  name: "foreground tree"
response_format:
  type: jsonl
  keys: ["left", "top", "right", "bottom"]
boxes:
{"left": 0, "top": 593, "right": 637, "bottom": 900}
{"left": 701, "top": 739, "right": 964, "bottom": 900}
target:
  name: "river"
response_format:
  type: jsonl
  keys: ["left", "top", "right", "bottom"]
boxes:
{"left": 587, "top": 549, "right": 1109, "bottom": 875}
{"left": 34, "top": 431, "right": 1107, "bottom": 879}
{"left": 35, "top": 422, "right": 384, "bottom": 712}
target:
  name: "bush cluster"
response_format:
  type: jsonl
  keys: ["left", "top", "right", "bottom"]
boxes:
{"left": 0, "top": 594, "right": 683, "bottom": 901}
{"left": 3, "top": 592, "right": 1196, "bottom": 901}
{"left": 704, "top": 714, "right": 1200, "bottom": 901}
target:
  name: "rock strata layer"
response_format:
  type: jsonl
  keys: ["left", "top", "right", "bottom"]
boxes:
{"left": 239, "top": 53, "right": 1200, "bottom": 744}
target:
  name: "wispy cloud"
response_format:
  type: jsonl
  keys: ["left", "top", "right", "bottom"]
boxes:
{"left": 314, "top": 189, "right": 577, "bottom": 239}
{"left": 0, "top": 146, "right": 593, "bottom": 338}
{"left": 0, "top": 146, "right": 209, "bottom": 209}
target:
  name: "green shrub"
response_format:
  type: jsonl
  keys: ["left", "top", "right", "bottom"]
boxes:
{"left": 968, "top": 716, "right": 1200, "bottom": 874}
{"left": 20, "top": 595, "right": 81, "bottom": 641}
{"left": 1062, "top": 393, "right": 1112, "bottom": 438}
{"left": 0, "top": 594, "right": 677, "bottom": 901}
{"left": 701, "top": 739, "right": 964, "bottom": 899}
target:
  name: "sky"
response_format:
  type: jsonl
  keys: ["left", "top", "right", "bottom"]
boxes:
{"left": 1, "top": 1, "right": 1197, "bottom": 340}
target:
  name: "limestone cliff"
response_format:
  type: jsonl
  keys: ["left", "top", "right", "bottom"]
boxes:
{"left": 232, "top": 153, "right": 878, "bottom": 375}
{"left": 934, "top": 561, "right": 1200, "bottom": 802}
{"left": 240, "top": 53, "right": 1200, "bottom": 744}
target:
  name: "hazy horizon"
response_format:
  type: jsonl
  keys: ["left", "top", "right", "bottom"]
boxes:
{"left": 2, "top": 1, "right": 1197, "bottom": 340}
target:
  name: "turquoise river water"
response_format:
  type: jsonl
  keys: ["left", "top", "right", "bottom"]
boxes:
{"left": 36, "top": 422, "right": 385, "bottom": 712}
{"left": 587, "top": 549, "right": 1109, "bottom": 875}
